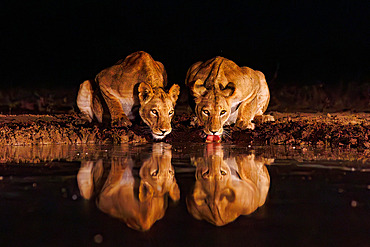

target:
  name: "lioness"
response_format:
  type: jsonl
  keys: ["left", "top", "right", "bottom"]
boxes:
{"left": 186, "top": 56, "right": 274, "bottom": 139}
{"left": 186, "top": 144, "right": 272, "bottom": 226}
{"left": 77, "top": 51, "right": 180, "bottom": 139}
{"left": 77, "top": 143, "right": 180, "bottom": 231}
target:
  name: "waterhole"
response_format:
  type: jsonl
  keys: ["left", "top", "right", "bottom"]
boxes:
{"left": 0, "top": 143, "right": 369, "bottom": 246}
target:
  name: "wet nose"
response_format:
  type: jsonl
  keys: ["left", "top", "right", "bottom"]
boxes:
{"left": 210, "top": 130, "right": 217, "bottom": 135}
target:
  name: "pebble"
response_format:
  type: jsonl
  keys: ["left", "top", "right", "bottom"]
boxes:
{"left": 94, "top": 234, "right": 103, "bottom": 244}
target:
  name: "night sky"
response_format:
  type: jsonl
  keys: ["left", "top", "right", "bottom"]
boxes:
{"left": 1, "top": 0, "right": 369, "bottom": 90}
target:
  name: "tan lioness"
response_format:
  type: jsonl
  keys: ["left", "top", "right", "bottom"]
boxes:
{"left": 77, "top": 143, "right": 180, "bottom": 231}
{"left": 186, "top": 56, "right": 274, "bottom": 139}
{"left": 77, "top": 51, "right": 180, "bottom": 140}
{"left": 186, "top": 144, "right": 272, "bottom": 226}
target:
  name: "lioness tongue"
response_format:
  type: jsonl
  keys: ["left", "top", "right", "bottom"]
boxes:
{"left": 206, "top": 135, "right": 221, "bottom": 142}
{"left": 213, "top": 135, "right": 221, "bottom": 141}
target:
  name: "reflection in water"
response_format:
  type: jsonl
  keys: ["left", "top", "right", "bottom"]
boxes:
{"left": 0, "top": 145, "right": 79, "bottom": 163}
{"left": 77, "top": 143, "right": 180, "bottom": 231}
{"left": 0, "top": 144, "right": 366, "bottom": 168}
{"left": 2, "top": 141, "right": 368, "bottom": 245}
{"left": 187, "top": 143, "right": 273, "bottom": 226}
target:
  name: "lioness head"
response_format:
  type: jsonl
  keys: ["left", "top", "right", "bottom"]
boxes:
{"left": 139, "top": 143, "right": 180, "bottom": 203}
{"left": 186, "top": 144, "right": 271, "bottom": 226}
{"left": 191, "top": 79, "right": 235, "bottom": 136}
{"left": 138, "top": 82, "right": 180, "bottom": 139}
{"left": 78, "top": 143, "right": 180, "bottom": 231}
{"left": 186, "top": 144, "right": 236, "bottom": 226}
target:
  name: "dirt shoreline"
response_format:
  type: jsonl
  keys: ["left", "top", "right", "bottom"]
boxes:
{"left": 0, "top": 112, "right": 368, "bottom": 156}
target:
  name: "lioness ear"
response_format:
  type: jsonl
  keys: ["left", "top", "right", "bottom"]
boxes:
{"left": 220, "top": 82, "right": 236, "bottom": 97}
{"left": 168, "top": 84, "right": 180, "bottom": 103}
{"left": 139, "top": 181, "right": 154, "bottom": 202}
{"left": 169, "top": 182, "right": 180, "bottom": 202}
{"left": 138, "top": 82, "right": 154, "bottom": 103}
{"left": 220, "top": 187, "right": 235, "bottom": 202}
{"left": 191, "top": 79, "right": 207, "bottom": 98}
{"left": 193, "top": 183, "right": 207, "bottom": 206}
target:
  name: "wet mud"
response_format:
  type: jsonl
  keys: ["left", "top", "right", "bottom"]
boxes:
{"left": 0, "top": 112, "right": 369, "bottom": 150}
{"left": 0, "top": 111, "right": 369, "bottom": 161}
{"left": 168, "top": 112, "right": 370, "bottom": 161}
{"left": 0, "top": 113, "right": 146, "bottom": 146}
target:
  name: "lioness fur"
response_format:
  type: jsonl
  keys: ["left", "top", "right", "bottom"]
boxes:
{"left": 186, "top": 144, "right": 272, "bottom": 226}
{"left": 186, "top": 56, "right": 274, "bottom": 137}
{"left": 77, "top": 143, "right": 180, "bottom": 231}
{"left": 77, "top": 51, "right": 180, "bottom": 139}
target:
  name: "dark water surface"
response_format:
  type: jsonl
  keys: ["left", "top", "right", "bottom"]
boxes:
{"left": 0, "top": 143, "right": 369, "bottom": 247}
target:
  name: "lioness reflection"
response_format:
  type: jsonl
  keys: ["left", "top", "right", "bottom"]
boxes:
{"left": 77, "top": 143, "right": 180, "bottom": 231}
{"left": 187, "top": 144, "right": 273, "bottom": 226}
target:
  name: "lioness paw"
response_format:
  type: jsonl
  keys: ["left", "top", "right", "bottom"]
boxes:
{"left": 236, "top": 120, "right": 255, "bottom": 130}
{"left": 78, "top": 114, "right": 93, "bottom": 123}
{"left": 111, "top": 116, "right": 132, "bottom": 128}
{"left": 262, "top": 114, "right": 275, "bottom": 123}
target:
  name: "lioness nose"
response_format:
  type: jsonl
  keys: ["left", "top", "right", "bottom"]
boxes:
{"left": 210, "top": 130, "right": 217, "bottom": 135}
{"left": 160, "top": 129, "right": 168, "bottom": 135}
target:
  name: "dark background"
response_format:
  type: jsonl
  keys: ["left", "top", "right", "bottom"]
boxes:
{"left": 1, "top": 0, "right": 369, "bottom": 111}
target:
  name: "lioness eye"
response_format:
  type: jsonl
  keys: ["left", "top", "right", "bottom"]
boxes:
{"left": 202, "top": 109, "right": 210, "bottom": 116}
{"left": 169, "top": 110, "right": 174, "bottom": 116}
{"left": 220, "top": 110, "right": 226, "bottom": 116}
{"left": 202, "top": 169, "right": 209, "bottom": 178}
{"left": 151, "top": 170, "right": 158, "bottom": 176}
{"left": 220, "top": 170, "right": 227, "bottom": 175}
{"left": 151, "top": 109, "right": 158, "bottom": 116}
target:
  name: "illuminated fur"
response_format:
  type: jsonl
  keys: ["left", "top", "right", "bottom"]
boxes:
{"left": 77, "top": 51, "right": 180, "bottom": 139}
{"left": 187, "top": 144, "right": 272, "bottom": 226}
{"left": 186, "top": 57, "right": 274, "bottom": 136}
{"left": 77, "top": 143, "right": 180, "bottom": 231}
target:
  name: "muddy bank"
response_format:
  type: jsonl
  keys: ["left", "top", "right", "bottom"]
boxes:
{"left": 0, "top": 113, "right": 146, "bottom": 146}
{"left": 167, "top": 112, "right": 370, "bottom": 148}
{"left": 0, "top": 112, "right": 369, "bottom": 156}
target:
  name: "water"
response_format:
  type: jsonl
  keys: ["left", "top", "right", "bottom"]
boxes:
{"left": 0, "top": 143, "right": 369, "bottom": 247}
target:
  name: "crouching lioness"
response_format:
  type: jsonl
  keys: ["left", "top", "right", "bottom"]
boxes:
{"left": 77, "top": 51, "right": 180, "bottom": 140}
{"left": 186, "top": 56, "right": 274, "bottom": 139}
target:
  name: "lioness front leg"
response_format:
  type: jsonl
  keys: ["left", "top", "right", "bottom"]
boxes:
{"left": 100, "top": 87, "right": 132, "bottom": 127}
{"left": 235, "top": 96, "right": 258, "bottom": 130}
